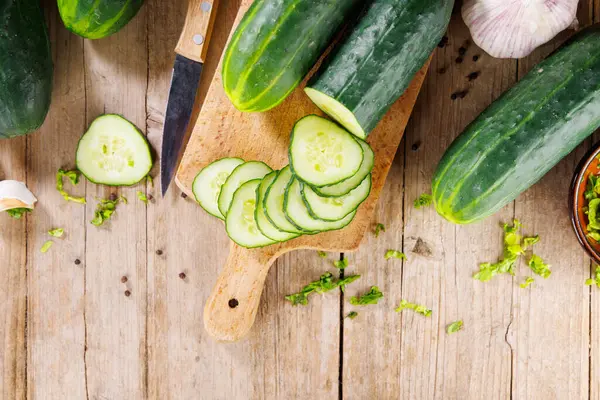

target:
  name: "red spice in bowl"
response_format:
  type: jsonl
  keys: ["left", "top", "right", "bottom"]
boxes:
{"left": 570, "top": 144, "right": 600, "bottom": 264}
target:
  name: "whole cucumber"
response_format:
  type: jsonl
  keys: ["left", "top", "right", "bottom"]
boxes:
{"left": 433, "top": 25, "right": 600, "bottom": 224}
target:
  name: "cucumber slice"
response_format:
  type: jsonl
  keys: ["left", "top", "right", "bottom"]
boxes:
{"left": 263, "top": 166, "right": 305, "bottom": 234}
{"left": 304, "top": 88, "right": 366, "bottom": 139}
{"left": 285, "top": 178, "right": 356, "bottom": 232}
{"left": 313, "top": 139, "right": 374, "bottom": 197}
{"left": 256, "top": 172, "right": 300, "bottom": 242}
{"left": 76, "top": 114, "right": 153, "bottom": 186}
{"left": 192, "top": 157, "right": 245, "bottom": 220}
{"left": 226, "top": 179, "right": 276, "bottom": 248}
{"left": 302, "top": 174, "right": 371, "bottom": 221}
{"left": 289, "top": 115, "right": 364, "bottom": 187}
{"left": 218, "top": 161, "right": 272, "bottom": 217}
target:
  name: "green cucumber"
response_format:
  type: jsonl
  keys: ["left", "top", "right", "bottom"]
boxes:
{"left": 76, "top": 114, "right": 153, "bottom": 186}
{"left": 313, "top": 138, "right": 374, "bottom": 197}
{"left": 433, "top": 25, "right": 600, "bottom": 224}
{"left": 289, "top": 115, "right": 364, "bottom": 187}
{"left": 305, "top": 0, "right": 453, "bottom": 138}
{"left": 222, "top": 0, "right": 360, "bottom": 112}
{"left": 218, "top": 161, "right": 272, "bottom": 217}
{"left": 193, "top": 157, "right": 245, "bottom": 220}
{"left": 0, "top": 0, "right": 53, "bottom": 139}
{"left": 226, "top": 179, "right": 275, "bottom": 248}
{"left": 256, "top": 172, "right": 300, "bottom": 242}
{"left": 285, "top": 178, "right": 356, "bottom": 232}
{"left": 302, "top": 174, "right": 371, "bottom": 221}
{"left": 58, "top": 0, "right": 145, "bottom": 39}
{"left": 263, "top": 166, "right": 306, "bottom": 234}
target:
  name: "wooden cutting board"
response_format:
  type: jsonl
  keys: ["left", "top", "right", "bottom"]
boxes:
{"left": 175, "top": 0, "right": 430, "bottom": 342}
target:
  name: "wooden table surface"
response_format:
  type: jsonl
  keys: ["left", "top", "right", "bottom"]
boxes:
{"left": 1, "top": 1, "right": 599, "bottom": 399}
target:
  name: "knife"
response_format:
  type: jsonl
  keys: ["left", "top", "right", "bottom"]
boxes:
{"left": 161, "top": 0, "right": 220, "bottom": 196}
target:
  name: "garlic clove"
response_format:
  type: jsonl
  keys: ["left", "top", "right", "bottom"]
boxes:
{"left": 462, "top": 0, "right": 579, "bottom": 59}
{"left": 0, "top": 180, "right": 37, "bottom": 212}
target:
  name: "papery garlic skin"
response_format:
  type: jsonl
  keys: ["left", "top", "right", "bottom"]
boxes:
{"left": 462, "top": 0, "right": 579, "bottom": 59}
{"left": 0, "top": 180, "right": 37, "bottom": 212}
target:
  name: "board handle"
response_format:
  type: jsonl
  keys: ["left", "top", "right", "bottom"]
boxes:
{"left": 175, "top": 0, "right": 220, "bottom": 63}
{"left": 204, "top": 245, "right": 275, "bottom": 342}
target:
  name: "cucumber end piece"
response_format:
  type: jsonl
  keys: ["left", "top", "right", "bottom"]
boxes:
{"left": 304, "top": 88, "right": 366, "bottom": 139}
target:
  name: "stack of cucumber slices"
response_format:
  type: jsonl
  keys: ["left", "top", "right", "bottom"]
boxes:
{"left": 192, "top": 115, "right": 374, "bottom": 249}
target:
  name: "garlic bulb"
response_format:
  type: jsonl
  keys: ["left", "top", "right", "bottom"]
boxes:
{"left": 462, "top": 0, "right": 579, "bottom": 59}
{"left": 0, "top": 180, "right": 37, "bottom": 212}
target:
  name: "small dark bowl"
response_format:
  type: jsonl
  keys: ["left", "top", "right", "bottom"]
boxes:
{"left": 570, "top": 143, "right": 600, "bottom": 264}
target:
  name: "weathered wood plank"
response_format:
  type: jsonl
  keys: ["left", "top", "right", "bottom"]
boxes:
{"left": 146, "top": 0, "right": 340, "bottom": 397}
{"left": 25, "top": 4, "right": 88, "bottom": 398}
{"left": 81, "top": 8, "right": 149, "bottom": 399}
{"left": 343, "top": 13, "right": 517, "bottom": 399}
{"left": 146, "top": 0, "right": 247, "bottom": 398}
{"left": 510, "top": 4, "right": 593, "bottom": 399}
{"left": 592, "top": 2, "right": 600, "bottom": 397}
{"left": 0, "top": 138, "right": 27, "bottom": 400}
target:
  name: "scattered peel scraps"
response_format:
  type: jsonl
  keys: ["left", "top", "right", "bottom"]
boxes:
{"left": 474, "top": 219, "right": 549, "bottom": 283}
{"left": 40, "top": 240, "right": 53, "bottom": 253}
{"left": 446, "top": 320, "right": 463, "bottom": 334}
{"left": 333, "top": 258, "right": 349, "bottom": 269}
{"left": 520, "top": 276, "right": 535, "bottom": 289}
{"left": 91, "top": 196, "right": 126, "bottom": 226}
{"left": 48, "top": 228, "right": 64, "bottom": 238}
{"left": 349, "top": 286, "right": 383, "bottom": 306}
{"left": 395, "top": 300, "right": 432, "bottom": 317}
{"left": 56, "top": 169, "right": 85, "bottom": 204}
{"left": 414, "top": 193, "right": 433, "bottom": 209}
{"left": 385, "top": 250, "right": 406, "bottom": 261}
{"left": 346, "top": 311, "right": 358, "bottom": 319}
{"left": 374, "top": 223, "right": 386, "bottom": 237}
{"left": 586, "top": 266, "right": 600, "bottom": 288}
{"left": 285, "top": 272, "right": 360, "bottom": 306}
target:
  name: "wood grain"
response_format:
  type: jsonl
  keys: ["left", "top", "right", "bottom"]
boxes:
{"left": 0, "top": 138, "right": 27, "bottom": 400}
{"left": 0, "top": 0, "right": 599, "bottom": 397}
{"left": 510, "top": 5, "right": 595, "bottom": 400}
{"left": 25, "top": 4, "right": 88, "bottom": 398}
{"left": 342, "top": 14, "right": 516, "bottom": 399}
{"left": 175, "top": 0, "right": 221, "bottom": 63}
{"left": 147, "top": 0, "right": 339, "bottom": 397}
{"left": 81, "top": 8, "right": 149, "bottom": 399}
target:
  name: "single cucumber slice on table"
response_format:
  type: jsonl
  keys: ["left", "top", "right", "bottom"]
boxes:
{"left": 285, "top": 178, "right": 356, "bottom": 232}
{"left": 218, "top": 161, "right": 272, "bottom": 217}
{"left": 256, "top": 172, "right": 300, "bottom": 242}
{"left": 305, "top": 0, "right": 453, "bottom": 138}
{"left": 76, "top": 114, "right": 153, "bottom": 186}
{"left": 263, "top": 166, "right": 306, "bottom": 235}
{"left": 313, "top": 138, "right": 374, "bottom": 197}
{"left": 226, "top": 179, "right": 275, "bottom": 248}
{"left": 289, "top": 115, "right": 363, "bottom": 187}
{"left": 193, "top": 157, "right": 245, "bottom": 219}
{"left": 302, "top": 174, "right": 371, "bottom": 221}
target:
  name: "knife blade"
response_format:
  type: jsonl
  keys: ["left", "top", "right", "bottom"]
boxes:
{"left": 161, "top": 55, "right": 204, "bottom": 196}
{"left": 161, "top": 0, "right": 220, "bottom": 196}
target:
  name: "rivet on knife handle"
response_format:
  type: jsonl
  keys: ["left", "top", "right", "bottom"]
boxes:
{"left": 175, "top": 0, "right": 220, "bottom": 63}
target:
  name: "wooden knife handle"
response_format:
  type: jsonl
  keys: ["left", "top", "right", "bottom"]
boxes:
{"left": 175, "top": 0, "right": 220, "bottom": 63}
{"left": 204, "top": 245, "right": 275, "bottom": 342}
